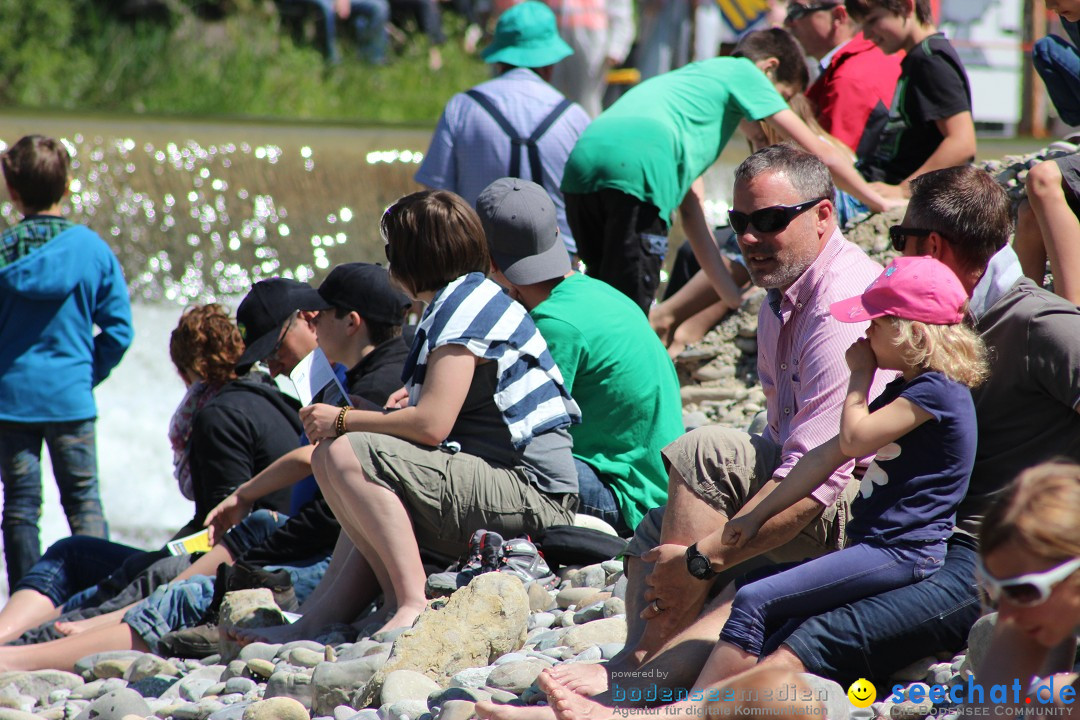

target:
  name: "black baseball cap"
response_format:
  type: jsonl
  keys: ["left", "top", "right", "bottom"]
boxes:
{"left": 317, "top": 262, "right": 411, "bottom": 325}
{"left": 235, "top": 277, "right": 329, "bottom": 371}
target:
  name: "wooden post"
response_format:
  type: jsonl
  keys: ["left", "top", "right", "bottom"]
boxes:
{"left": 1021, "top": 0, "right": 1048, "bottom": 138}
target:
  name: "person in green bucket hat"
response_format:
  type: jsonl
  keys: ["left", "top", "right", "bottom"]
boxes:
{"left": 481, "top": 1, "right": 573, "bottom": 66}
{"left": 415, "top": 1, "right": 590, "bottom": 261}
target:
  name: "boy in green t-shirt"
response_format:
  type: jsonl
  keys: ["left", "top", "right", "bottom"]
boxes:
{"left": 478, "top": 177, "right": 683, "bottom": 534}
{"left": 560, "top": 28, "right": 902, "bottom": 314}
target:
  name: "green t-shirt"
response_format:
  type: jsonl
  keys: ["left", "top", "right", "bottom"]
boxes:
{"left": 532, "top": 273, "right": 684, "bottom": 528}
{"left": 561, "top": 57, "right": 788, "bottom": 222}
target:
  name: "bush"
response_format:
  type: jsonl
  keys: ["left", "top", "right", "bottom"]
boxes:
{"left": 0, "top": 0, "right": 487, "bottom": 124}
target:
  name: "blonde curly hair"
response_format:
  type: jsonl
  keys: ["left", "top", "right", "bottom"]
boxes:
{"left": 888, "top": 315, "right": 989, "bottom": 388}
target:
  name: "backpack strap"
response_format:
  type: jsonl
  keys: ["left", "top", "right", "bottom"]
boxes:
{"left": 466, "top": 89, "right": 526, "bottom": 178}
{"left": 466, "top": 90, "right": 575, "bottom": 184}
{"left": 524, "top": 98, "right": 574, "bottom": 184}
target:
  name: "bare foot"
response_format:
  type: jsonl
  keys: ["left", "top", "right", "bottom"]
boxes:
{"left": 539, "top": 671, "right": 616, "bottom": 720}
{"left": 548, "top": 662, "right": 609, "bottom": 696}
{"left": 475, "top": 701, "right": 556, "bottom": 720}
{"left": 53, "top": 619, "right": 91, "bottom": 637}
{"left": 376, "top": 602, "right": 424, "bottom": 634}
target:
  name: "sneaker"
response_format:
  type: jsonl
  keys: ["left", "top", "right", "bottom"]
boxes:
{"left": 499, "top": 537, "right": 557, "bottom": 590}
{"left": 425, "top": 529, "right": 506, "bottom": 596}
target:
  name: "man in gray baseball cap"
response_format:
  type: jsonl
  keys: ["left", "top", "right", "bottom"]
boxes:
{"left": 477, "top": 177, "right": 684, "bottom": 536}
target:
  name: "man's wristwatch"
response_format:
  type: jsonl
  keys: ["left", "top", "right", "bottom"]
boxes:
{"left": 685, "top": 542, "right": 718, "bottom": 580}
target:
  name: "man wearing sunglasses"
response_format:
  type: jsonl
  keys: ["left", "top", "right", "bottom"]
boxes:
{"left": 552, "top": 145, "right": 892, "bottom": 697}
{"left": 784, "top": 0, "right": 900, "bottom": 158}
{"left": 755, "top": 165, "right": 1080, "bottom": 686}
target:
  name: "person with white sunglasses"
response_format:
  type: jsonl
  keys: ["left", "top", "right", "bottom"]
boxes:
{"left": 969, "top": 461, "right": 1080, "bottom": 716}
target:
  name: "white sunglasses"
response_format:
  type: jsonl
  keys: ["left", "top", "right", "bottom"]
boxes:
{"left": 976, "top": 556, "right": 1080, "bottom": 607}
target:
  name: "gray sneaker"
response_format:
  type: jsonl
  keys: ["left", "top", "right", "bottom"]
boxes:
{"left": 425, "top": 529, "right": 506, "bottom": 597}
{"left": 500, "top": 537, "right": 557, "bottom": 590}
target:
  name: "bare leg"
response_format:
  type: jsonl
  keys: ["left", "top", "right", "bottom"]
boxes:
{"left": 639, "top": 471, "right": 729, "bottom": 654}
{"left": 668, "top": 301, "right": 733, "bottom": 358}
{"left": 0, "top": 590, "right": 61, "bottom": 644}
{"left": 1027, "top": 159, "right": 1080, "bottom": 304}
{"left": 317, "top": 437, "right": 428, "bottom": 632}
{"left": 311, "top": 442, "right": 395, "bottom": 617}
{"left": 756, "top": 643, "right": 808, "bottom": 673}
{"left": 0, "top": 622, "right": 148, "bottom": 673}
{"left": 1014, "top": 198, "right": 1049, "bottom": 285}
{"left": 651, "top": 270, "right": 720, "bottom": 347}
{"left": 229, "top": 540, "right": 378, "bottom": 646}
{"left": 54, "top": 606, "right": 128, "bottom": 636}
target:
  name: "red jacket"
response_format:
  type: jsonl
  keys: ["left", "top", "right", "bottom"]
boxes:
{"left": 807, "top": 34, "right": 903, "bottom": 157}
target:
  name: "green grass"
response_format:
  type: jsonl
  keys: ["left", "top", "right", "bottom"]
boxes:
{"left": 0, "top": 0, "right": 489, "bottom": 125}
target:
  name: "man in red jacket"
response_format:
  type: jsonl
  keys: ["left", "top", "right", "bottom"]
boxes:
{"left": 785, "top": 0, "right": 901, "bottom": 159}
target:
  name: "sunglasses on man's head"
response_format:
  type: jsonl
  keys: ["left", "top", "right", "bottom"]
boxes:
{"left": 785, "top": 1, "right": 840, "bottom": 24}
{"left": 888, "top": 225, "right": 935, "bottom": 253}
{"left": 975, "top": 556, "right": 1080, "bottom": 608}
{"left": 728, "top": 197, "right": 828, "bottom": 235}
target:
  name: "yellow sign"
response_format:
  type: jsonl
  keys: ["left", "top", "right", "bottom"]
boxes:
{"left": 716, "top": 0, "right": 769, "bottom": 33}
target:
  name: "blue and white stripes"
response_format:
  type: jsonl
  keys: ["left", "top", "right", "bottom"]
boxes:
{"left": 402, "top": 272, "right": 581, "bottom": 448}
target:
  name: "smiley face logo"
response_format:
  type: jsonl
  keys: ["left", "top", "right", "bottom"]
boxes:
{"left": 847, "top": 678, "right": 876, "bottom": 708}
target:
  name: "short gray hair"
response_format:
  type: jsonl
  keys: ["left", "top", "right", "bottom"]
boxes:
{"left": 733, "top": 144, "right": 835, "bottom": 201}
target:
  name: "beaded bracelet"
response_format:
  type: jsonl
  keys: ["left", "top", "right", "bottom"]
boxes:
{"left": 335, "top": 406, "right": 352, "bottom": 437}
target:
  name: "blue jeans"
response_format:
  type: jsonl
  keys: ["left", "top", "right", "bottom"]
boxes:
{"left": 12, "top": 536, "right": 142, "bottom": 608}
{"left": 0, "top": 420, "right": 108, "bottom": 586}
{"left": 782, "top": 537, "right": 980, "bottom": 685}
{"left": 1034, "top": 35, "right": 1080, "bottom": 127}
{"left": 721, "top": 540, "right": 944, "bottom": 658}
{"left": 123, "top": 554, "right": 330, "bottom": 653}
{"left": 574, "top": 458, "right": 630, "bottom": 536}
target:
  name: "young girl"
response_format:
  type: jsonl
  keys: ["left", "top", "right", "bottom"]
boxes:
{"left": 718, "top": 255, "right": 988, "bottom": 662}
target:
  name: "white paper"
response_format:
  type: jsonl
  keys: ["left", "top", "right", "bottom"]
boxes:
{"left": 289, "top": 347, "right": 348, "bottom": 406}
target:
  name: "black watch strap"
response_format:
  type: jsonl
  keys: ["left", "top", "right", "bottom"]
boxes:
{"left": 685, "top": 542, "right": 718, "bottom": 580}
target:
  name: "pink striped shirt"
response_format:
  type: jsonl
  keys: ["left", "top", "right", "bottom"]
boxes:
{"left": 757, "top": 227, "right": 891, "bottom": 507}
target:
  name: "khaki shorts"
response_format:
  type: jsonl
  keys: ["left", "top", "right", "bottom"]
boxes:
{"left": 625, "top": 426, "right": 858, "bottom": 565}
{"left": 346, "top": 432, "right": 576, "bottom": 560}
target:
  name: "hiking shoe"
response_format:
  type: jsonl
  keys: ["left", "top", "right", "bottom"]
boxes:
{"left": 500, "top": 536, "right": 557, "bottom": 590}
{"left": 425, "top": 529, "right": 506, "bottom": 597}
{"left": 158, "top": 624, "right": 221, "bottom": 659}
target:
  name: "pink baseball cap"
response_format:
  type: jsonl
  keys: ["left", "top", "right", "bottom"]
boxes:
{"left": 829, "top": 256, "right": 968, "bottom": 325}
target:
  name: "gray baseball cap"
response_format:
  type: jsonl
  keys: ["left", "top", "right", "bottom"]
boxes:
{"left": 476, "top": 177, "right": 571, "bottom": 286}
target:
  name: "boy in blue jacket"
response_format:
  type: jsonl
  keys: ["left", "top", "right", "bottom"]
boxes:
{"left": 0, "top": 135, "right": 133, "bottom": 588}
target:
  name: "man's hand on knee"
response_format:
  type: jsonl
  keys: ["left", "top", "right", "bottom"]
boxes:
{"left": 640, "top": 543, "right": 707, "bottom": 619}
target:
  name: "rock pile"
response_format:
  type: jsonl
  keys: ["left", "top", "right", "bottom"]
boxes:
{"left": 0, "top": 567, "right": 995, "bottom": 720}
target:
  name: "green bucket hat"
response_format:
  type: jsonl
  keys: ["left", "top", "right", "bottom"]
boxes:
{"left": 482, "top": 2, "right": 573, "bottom": 68}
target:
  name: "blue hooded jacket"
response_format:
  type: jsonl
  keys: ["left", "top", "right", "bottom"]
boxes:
{"left": 0, "top": 224, "right": 133, "bottom": 423}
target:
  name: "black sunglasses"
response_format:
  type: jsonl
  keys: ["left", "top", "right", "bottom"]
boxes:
{"left": 728, "top": 197, "right": 828, "bottom": 235}
{"left": 785, "top": 1, "right": 840, "bottom": 24}
{"left": 888, "top": 225, "right": 935, "bottom": 253}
